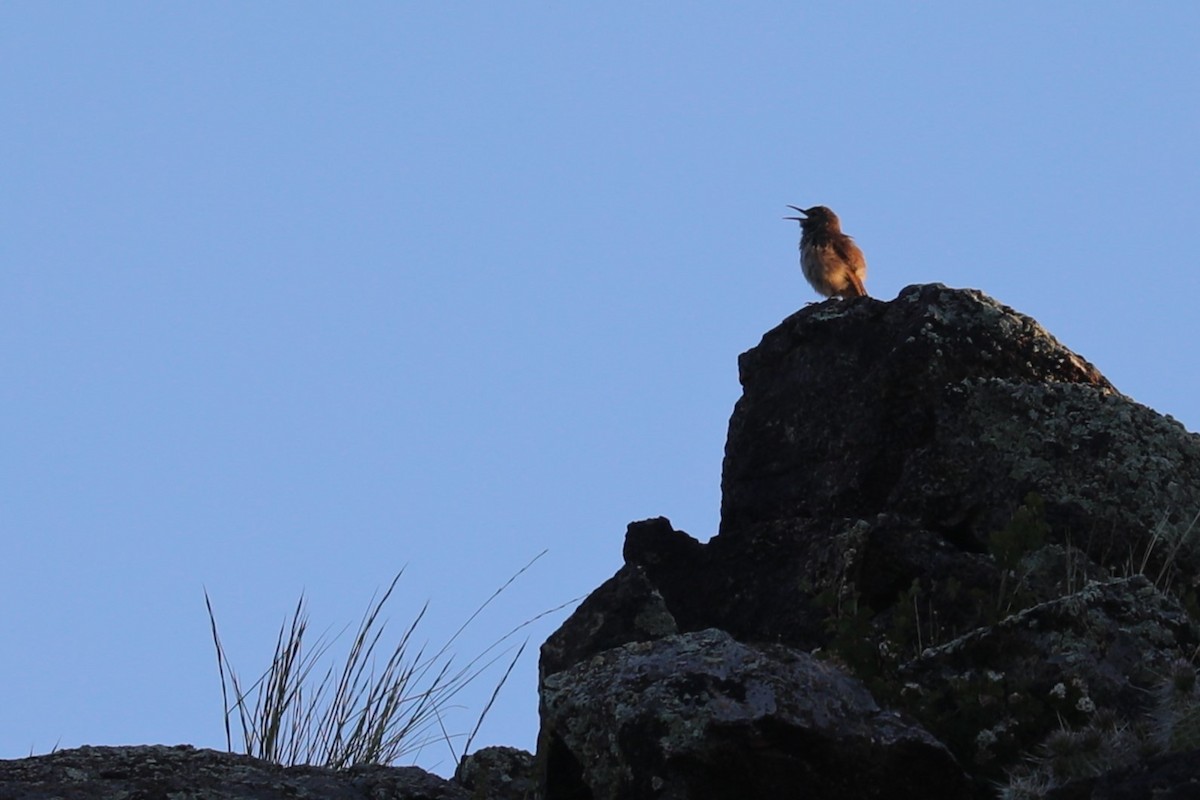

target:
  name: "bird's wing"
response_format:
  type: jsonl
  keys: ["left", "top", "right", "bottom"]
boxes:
{"left": 832, "top": 236, "right": 866, "bottom": 273}
{"left": 833, "top": 236, "right": 868, "bottom": 297}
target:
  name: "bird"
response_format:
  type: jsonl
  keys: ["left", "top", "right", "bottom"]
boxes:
{"left": 784, "top": 205, "right": 868, "bottom": 299}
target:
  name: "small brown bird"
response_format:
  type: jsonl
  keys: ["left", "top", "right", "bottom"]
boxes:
{"left": 784, "top": 205, "right": 868, "bottom": 299}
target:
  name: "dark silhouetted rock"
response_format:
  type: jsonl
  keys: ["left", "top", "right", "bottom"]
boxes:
{"left": 6, "top": 285, "right": 1200, "bottom": 799}
{"left": 456, "top": 746, "right": 536, "bottom": 800}
{"left": 1046, "top": 748, "right": 1200, "bottom": 800}
{"left": 902, "top": 575, "right": 1200, "bottom": 771}
{"left": 540, "top": 555, "right": 679, "bottom": 678}
{"left": 0, "top": 744, "right": 468, "bottom": 800}
{"left": 540, "top": 628, "right": 973, "bottom": 800}
{"left": 721, "top": 284, "right": 1194, "bottom": 558}
{"left": 539, "top": 285, "right": 1200, "bottom": 797}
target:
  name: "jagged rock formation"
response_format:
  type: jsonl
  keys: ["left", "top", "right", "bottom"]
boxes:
{"left": 538, "top": 284, "right": 1200, "bottom": 799}
{"left": 4, "top": 284, "right": 1199, "bottom": 800}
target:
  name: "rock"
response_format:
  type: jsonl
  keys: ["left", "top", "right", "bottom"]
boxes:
{"left": 901, "top": 575, "right": 1200, "bottom": 771}
{"left": 0, "top": 744, "right": 469, "bottom": 799}
{"left": 539, "top": 285, "right": 1200, "bottom": 797}
{"left": 539, "top": 628, "right": 974, "bottom": 800}
{"left": 1046, "top": 748, "right": 1200, "bottom": 799}
{"left": 721, "top": 284, "right": 1198, "bottom": 558}
{"left": 6, "top": 285, "right": 1200, "bottom": 799}
{"left": 540, "top": 555, "right": 679, "bottom": 678}
{"left": 455, "top": 746, "right": 536, "bottom": 800}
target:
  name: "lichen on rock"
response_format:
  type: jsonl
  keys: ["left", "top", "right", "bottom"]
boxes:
{"left": 539, "top": 285, "right": 1200, "bottom": 799}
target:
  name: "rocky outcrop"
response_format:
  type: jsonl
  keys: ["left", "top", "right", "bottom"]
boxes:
{"left": 0, "top": 744, "right": 538, "bottom": 800}
{"left": 719, "top": 284, "right": 1197, "bottom": 575}
{"left": 538, "top": 285, "right": 1200, "bottom": 799}
{"left": 540, "top": 628, "right": 971, "bottom": 800}
{"left": 0, "top": 745, "right": 471, "bottom": 799}
{"left": 1047, "top": 748, "right": 1200, "bottom": 800}
{"left": 5, "top": 285, "right": 1199, "bottom": 799}
{"left": 455, "top": 746, "right": 537, "bottom": 800}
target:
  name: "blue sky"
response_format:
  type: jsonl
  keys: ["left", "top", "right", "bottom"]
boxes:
{"left": 3, "top": 4, "right": 1198, "bottom": 775}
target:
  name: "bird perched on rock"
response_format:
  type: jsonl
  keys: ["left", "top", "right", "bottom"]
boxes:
{"left": 784, "top": 205, "right": 868, "bottom": 299}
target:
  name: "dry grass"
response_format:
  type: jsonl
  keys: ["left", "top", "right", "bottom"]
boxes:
{"left": 204, "top": 553, "right": 555, "bottom": 768}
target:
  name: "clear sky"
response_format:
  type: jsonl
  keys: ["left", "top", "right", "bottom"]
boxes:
{"left": 3, "top": 3, "right": 1199, "bottom": 776}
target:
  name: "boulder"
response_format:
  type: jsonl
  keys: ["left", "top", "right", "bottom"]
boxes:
{"left": 539, "top": 285, "right": 1200, "bottom": 797}
{"left": 0, "top": 744, "right": 469, "bottom": 800}
{"left": 540, "top": 628, "right": 972, "bottom": 800}
{"left": 456, "top": 746, "right": 537, "bottom": 800}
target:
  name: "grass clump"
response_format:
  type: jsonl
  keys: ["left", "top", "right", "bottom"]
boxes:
{"left": 205, "top": 554, "right": 551, "bottom": 769}
{"left": 989, "top": 492, "right": 1050, "bottom": 616}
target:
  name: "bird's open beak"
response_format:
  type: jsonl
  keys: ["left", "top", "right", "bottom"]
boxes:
{"left": 784, "top": 205, "right": 806, "bottom": 221}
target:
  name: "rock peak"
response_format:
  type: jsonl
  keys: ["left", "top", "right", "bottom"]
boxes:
{"left": 539, "top": 284, "right": 1200, "bottom": 799}
{"left": 722, "top": 283, "right": 1127, "bottom": 537}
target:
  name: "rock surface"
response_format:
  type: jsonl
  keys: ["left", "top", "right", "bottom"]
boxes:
{"left": 539, "top": 285, "right": 1200, "bottom": 799}
{"left": 540, "top": 628, "right": 971, "bottom": 800}
{"left": 721, "top": 284, "right": 1195, "bottom": 567}
{"left": 1047, "top": 748, "right": 1200, "bottom": 799}
{"left": 0, "top": 744, "right": 470, "bottom": 799}
{"left": 455, "top": 746, "right": 537, "bottom": 800}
